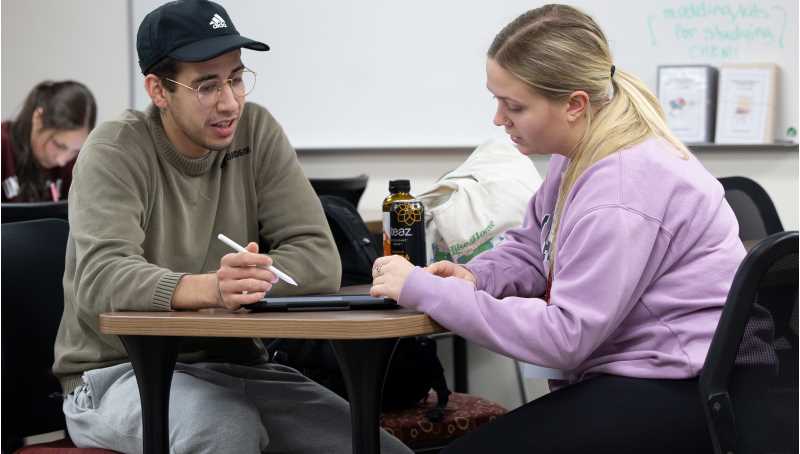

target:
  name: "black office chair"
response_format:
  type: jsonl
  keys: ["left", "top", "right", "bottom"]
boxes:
{"left": 1, "top": 201, "right": 69, "bottom": 224}
{"left": 719, "top": 176, "right": 784, "bottom": 241}
{"left": 1, "top": 219, "right": 118, "bottom": 453}
{"left": 309, "top": 174, "right": 368, "bottom": 209}
{"left": 699, "top": 230, "right": 798, "bottom": 454}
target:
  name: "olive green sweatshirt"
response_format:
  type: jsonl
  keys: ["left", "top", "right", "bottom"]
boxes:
{"left": 54, "top": 103, "right": 341, "bottom": 393}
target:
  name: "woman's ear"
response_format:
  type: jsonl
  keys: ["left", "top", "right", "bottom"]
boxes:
{"left": 31, "top": 107, "right": 44, "bottom": 132}
{"left": 144, "top": 75, "right": 169, "bottom": 110}
{"left": 565, "top": 90, "right": 589, "bottom": 123}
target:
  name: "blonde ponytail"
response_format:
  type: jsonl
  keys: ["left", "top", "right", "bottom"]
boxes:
{"left": 488, "top": 4, "right": 690, "bottom": 268}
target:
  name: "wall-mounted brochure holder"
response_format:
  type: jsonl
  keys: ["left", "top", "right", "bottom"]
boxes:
{"left": 714, "top": 64, "right": 778, "bottom": 144}
{"left": 657, "top": 65, "right": 718, "bottom": 144}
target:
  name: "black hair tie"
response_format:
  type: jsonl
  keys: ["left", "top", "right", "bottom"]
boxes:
{"left": 610, "top": 65, "right": 616, "bottom": 78}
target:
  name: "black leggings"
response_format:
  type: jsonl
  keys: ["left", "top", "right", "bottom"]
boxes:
{"left": 442, "top": 375, "right": 713, "bottom": 454}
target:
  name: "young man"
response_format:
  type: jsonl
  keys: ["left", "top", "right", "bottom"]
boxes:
{"left": 53, "top": 1, "right": 411, "bottom": 453}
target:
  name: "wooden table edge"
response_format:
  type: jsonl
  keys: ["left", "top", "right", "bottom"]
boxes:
{"left": 99, "top": 309, "right": 444, "bottom": 339}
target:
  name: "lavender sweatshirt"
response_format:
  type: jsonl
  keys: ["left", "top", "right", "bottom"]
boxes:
{"left": 400, "top": 138, "right": 745, "bottom": 383}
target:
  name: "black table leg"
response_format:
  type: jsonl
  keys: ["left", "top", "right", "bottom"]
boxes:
{"left": 120, "top": 335, "right": 181, "bottom": 454}
{"left": 453, "top": 335, "right": 469, "bottom": 393}
{"left": 331, "top": 338, "right": 399, "bottom": 454}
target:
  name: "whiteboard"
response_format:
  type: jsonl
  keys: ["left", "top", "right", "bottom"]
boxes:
{"left": 131, "top": 0, "right": 798, "bottom": 149}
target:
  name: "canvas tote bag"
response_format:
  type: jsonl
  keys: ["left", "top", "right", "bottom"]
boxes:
{"left": 417, "top": 140, "right": 543, "bottom": 265}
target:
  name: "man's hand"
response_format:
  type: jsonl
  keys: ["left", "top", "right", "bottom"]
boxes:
{"left": 425, "top": 260, "right": 477, "bottom": 286}
{"left": 369, "top": 255, "right": 416, "bottom": 301}
{"left": 215, "top": 242, "right": 278, "bottom": 310}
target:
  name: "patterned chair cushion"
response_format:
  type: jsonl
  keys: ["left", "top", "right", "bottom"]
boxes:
{"left": 380, "top": 391, "right": 507, "bottom": 450}
{"left": 15, "top": 438, "right": 119, "bottom": 454}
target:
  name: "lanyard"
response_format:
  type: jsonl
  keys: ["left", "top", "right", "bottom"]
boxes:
{"left": 45, "top": 178, "right": 62, "bottom": 202}
{"left": 541, "top": 213, "right": 556, "bottom": 304}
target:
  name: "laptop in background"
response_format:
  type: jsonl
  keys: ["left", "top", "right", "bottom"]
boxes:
{"left": 1, "top": 201, "right": 68, "bottom": 224}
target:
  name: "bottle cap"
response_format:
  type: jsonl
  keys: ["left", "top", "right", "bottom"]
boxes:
{"left": 388, "top": 179, "right": 410, "bottom": 193}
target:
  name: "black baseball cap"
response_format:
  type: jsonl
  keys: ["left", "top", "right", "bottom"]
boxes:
{"left": 137, "top": 0, "right": 269, "bottom": 75}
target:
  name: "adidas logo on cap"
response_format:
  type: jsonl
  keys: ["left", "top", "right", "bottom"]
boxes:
{"left": 209, "top": 13, "right": 227, "bottom": 29}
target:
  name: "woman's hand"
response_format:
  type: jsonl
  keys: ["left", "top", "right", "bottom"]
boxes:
{"left": 216, "top": 242, "right": 278, "bottom": 310}
{"left": 425, "top": 260, "right": 477, "bottom": 286}
{"left": 369, "top": 255, "right": 416, "bottom": 301}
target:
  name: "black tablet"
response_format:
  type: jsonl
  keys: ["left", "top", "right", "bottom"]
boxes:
{"left": 242, "top": 294, "right": 398, "bottom": 312}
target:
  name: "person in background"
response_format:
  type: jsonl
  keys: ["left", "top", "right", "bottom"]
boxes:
{"left": 1, "top": 80, "right": 96, "bottom": 202}
{"left": 370, "top": 4, "right": 745, "bottom": 453}
{"left": 53, "top": 1, "right": 410, "bottom": 453}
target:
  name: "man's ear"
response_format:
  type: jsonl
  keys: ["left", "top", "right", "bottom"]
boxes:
{"left": 144, "top": 75, "right": 169, "bottom": 109}
{"left": 565, "top": 90, "right": 589, "bottom": 123}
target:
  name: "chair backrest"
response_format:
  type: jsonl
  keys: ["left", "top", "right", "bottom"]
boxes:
{"left": 1, "top": 201, "right": 69, "bottom": 224}
{"left": 699, "top": 230, "right": 798, "bottom": 454}
{"left": 1, "top": 218, "right": 70, "bottom": 452}
{"left": 718, "top": 176, "right": 784, "bottom": 241}
{"left": 309, "top": 174, "right": 368, "bottom": 209}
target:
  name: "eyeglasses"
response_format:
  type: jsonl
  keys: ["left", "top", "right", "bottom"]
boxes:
{"left": 165, "top": 68, "right": 256, "bottom": 107}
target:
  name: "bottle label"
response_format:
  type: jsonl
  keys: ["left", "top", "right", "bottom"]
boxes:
{"left": 389, "top": 200, "right": 426, "bottom": 266}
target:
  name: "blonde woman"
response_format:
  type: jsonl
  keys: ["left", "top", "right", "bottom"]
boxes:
{"left": 370, "top": 4, "right": 745, "bottom": 453}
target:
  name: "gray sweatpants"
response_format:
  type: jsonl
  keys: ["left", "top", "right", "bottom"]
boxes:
{"left": 63, "top": 361, "right": 412, "bottom": 454}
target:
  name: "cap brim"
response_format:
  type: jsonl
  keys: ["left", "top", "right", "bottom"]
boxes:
{"left": 169, "top": 34, "right": 269, "bottom": 63}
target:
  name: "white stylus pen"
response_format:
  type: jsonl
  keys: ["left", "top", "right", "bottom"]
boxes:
{"left": 217, "top": 233, "right": 298, "bottom": 286}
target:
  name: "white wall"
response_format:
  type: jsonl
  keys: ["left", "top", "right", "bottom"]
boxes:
{"left": 2, "top": 0, "right": 797, "bottom": 412}
{"left": 698, "top": 150, "right": 798, "bottom": 230}
{"left": 1, "top": 0, "right": 131, "bottom": 124}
